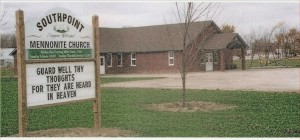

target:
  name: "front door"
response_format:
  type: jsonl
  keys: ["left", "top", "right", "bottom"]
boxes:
{"left": 100, "top": 56, "right": 105, "bottom": 74}
{"left": 205, "top": 53, "right": 213, "bottom": 71}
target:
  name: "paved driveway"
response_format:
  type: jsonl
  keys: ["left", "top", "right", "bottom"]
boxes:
{"left": 103, "top": 68, "right": 300, "bottom": 93}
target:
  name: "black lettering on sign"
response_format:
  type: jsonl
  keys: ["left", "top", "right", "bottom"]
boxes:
{"left": 74, "top": 66, "right": 84, "bottom": 73}
{"left": 69, "top": 41, "right": 90, "bottom": 48}
{"left": 37, "top": 22, "right": 43, "bottom": 31}
{"left": 57, "top": 13, "right": 62, "bottom": 22}
{"left": 76, "top": 81, "right": 91, "bottom": 89}
{"left": 64, "top": 82, "right": 74, "bottom": 90}
{"left": 32, "top": 85, "right": 44, "bottom": 93}
{"left": 36, "top": 12, "right": 85, "bottom": 32}
{"left": 36, "top": 67, "right": 56, "bottom": 75}
{"left": 46, "top": 74, "right": 75, "bottom": 83}
{"left": 47, "top": 93, "right": 53, "bottom": 100}
{"left": 30, "top": 41, "right": 67, "bottom": 48}
{"left": 46, "top": 83, "right": 60, "bottom": 92}
{"left": 56, "top": 90, "right": 77, "bottom": 99}
{"left": 63, "top": 13, "right": 67, "bottom": 22}
{"left": 58, "top": 66, "right": 72, "bottom": 74}
{"left": 41, "top": 18, "right": 47, "bottom": 28}
{"left": 52, "top": 13, "right": 57, "bottom": 22}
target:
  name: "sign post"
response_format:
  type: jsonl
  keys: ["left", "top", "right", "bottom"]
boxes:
{"left": 16, "top": 10, "right": 27, "bottom": 137}
{"left": 16, "top": 8, "right": 100, "bottom": 136}
{"left": 92, "top": 15, "right": 101, "bottom": 129}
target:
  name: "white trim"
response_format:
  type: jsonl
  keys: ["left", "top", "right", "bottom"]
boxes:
{"left": 117, "top": 53, "right": 123, "bottom": 67}
{"left": 205, "top": 53, "right": 213, "bottom": 71}
{"left": 168, "top": 51, "right": 174, "bottom": 66}
{"left": 107, "top": 53, "right": 112, "bottom": 67}
{"left": 131, "top": 53, "right": 136, "bottom": 66}
{"left": 100, "top": 56, "right": 105, "bottom": 74}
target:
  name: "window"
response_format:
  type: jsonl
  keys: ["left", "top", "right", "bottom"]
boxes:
{"left": 100, "top": 57, "right": 104, "bottom": 66}
{"left": 131, "top": 53, "right": 136, "bottom": 66}
{"left": 213, "top": 52, "right": 218, "bottom": 64}
{"left": 107, "top": 53, "right": 112, "bottom": 67}
{"left": 0, "top": 60, "right": 4, "bottom": 66}
{"left": 206, "top": 53, "right": 213, "bottom": 63}
{"left": 117, "top": 53, "right": 122, "bottom": 66}
{"left": 168, "top": 51, "right": 174, "bottom": 66}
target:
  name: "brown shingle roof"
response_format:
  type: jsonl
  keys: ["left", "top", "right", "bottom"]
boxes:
{"left": 203, "top": 33, "right": 248, "bottom": 50}
{"left": 99, "top": 21, "right": 217, "bottom": 53}
{"left": 10, "top": 21, "right": 248, "bottom": 55}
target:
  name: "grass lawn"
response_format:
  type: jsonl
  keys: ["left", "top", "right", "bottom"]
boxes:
{"left": 0, "top": 67, "right": 15, "bottom": 77}
{"left": 1, "top": 77, "right": 300, "bottom": 137}
{"left": 233, "top": 57, "right": 300, "bottom": 69}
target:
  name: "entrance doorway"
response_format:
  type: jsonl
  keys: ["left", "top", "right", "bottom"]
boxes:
{"left": 100, "top": 56, "right": 105, "bottom": 74}
{"left": 205, "top": 53, "right": 213, "bottom": 71}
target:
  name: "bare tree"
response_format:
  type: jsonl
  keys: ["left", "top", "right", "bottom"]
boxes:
{"left": 0, "top": 4, "right": 8, "bottom": 26}
{"left": 274, "top": 22, "right": 289, "bottom": 58}
{"left": 166, "top": 2, "right": 219, "bottom": 107}
{"left": 0, "top": 33, "right": 16, "bottom": 48}
{"left": 221, "top": 24, "right": 235, "bottom": 33}
{"left": 286, "top": 28, "right": 299, "bottom": 57}
{"left": 244, "top": 29, "right": 261, "bottom": 67}
{"left": 245, "top": 23, "right": 283, "bottom": 68}
{"left": 261, "top": 23, "right": 281, "bottom": 66}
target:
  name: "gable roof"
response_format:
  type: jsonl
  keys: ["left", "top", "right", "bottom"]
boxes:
{"left": 0, "top": 48, "right": 14, "bottom": 59}
{"left": 10, "top": 49, "right": 17, "bottom": 56}
{"left": 10, "top": 21, "right": 248, "bottom": 55}
{"left": 100, "top": 20, "right": 219, "bottom": 53}
{"left": 203, "top": 33, "right": 248, "bottom": 50}
{"left": 0, "top": 34, "right": 16, "bottom": 49}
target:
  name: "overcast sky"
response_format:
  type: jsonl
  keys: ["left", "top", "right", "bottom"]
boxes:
{"left": 0, "top": 1, "right": 299, "bottom": 37}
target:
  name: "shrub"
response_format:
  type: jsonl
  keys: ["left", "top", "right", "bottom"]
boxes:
{"left": 226, "top": 64, "right": 237, "bottom": 70}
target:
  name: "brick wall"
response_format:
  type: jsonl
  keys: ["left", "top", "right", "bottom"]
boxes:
{"left": 217, "top": 48, "right": 234, "bottom": 70}
{"left": 103, "top": 51, "right": 182, "bottom": 74}
{"left": 10, "top": 49, "right": 234, "bottom": 76}
{"left": 212, "top": 49, "right": 234, "bottom": 71}
{"left": 102, "top": 49, "right": 234, "bottom": 74}
{"left": 224, "top": 49, "right": 233, "bottom": 67}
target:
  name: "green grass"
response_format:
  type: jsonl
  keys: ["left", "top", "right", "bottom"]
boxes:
{"left": 1, "top": 77, "right": 300, "bottom": 137}
{"left": 101, "top": 77, "right": 164, "bottom": 84}
{"left": 0, "top": 67, "right": 15, "bottom": 78}
{"left": 233, "top": 58, "right": 300, "bottom": 69}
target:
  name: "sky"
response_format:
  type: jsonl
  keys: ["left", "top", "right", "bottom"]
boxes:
{"left": 0, "top": 1, "right": 299, "bottom": 37}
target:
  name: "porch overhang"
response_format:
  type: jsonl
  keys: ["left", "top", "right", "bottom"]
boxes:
{"left": 203, "top": 33, "right": 248, "bottom": 50}
{"left": 202, "top": 33, "right": 248, "bottom": 71}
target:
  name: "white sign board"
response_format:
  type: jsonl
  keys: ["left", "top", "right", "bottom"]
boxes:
{"left": 16, "top": 8, "right": 100, "bottom": 135}
{"left": 25, "top": 8, "right": 94, "bottom": 60}
{"left": 26, "top": 62, "right": 95, "bottom": 107}
{"left": 22, "top": 8, "right": 97, "bottom": 107}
